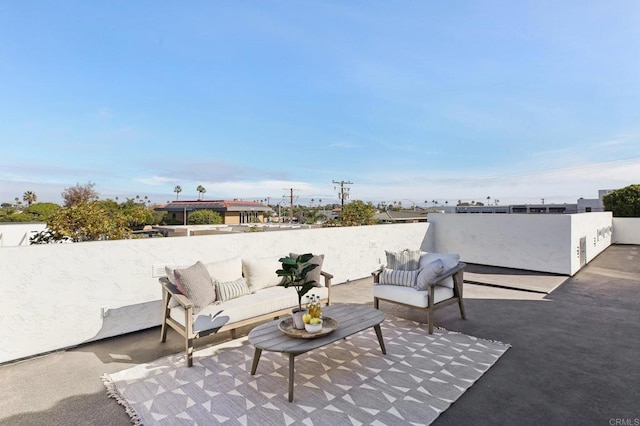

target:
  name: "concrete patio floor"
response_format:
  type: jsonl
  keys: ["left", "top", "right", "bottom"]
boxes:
{"left": 1, "top": 244, "right": 638, "bottom": 425}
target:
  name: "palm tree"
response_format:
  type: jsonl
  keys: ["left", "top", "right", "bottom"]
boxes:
{"left": 174, "top": 185, "right": 182, "bottom": 201}
{"left": 487, "top": 196, "right": 491, "bottom": 206}
{"left": 197, "top": 185, "right": 206, "bottom": 200}
{"left": 23, "top": 191, "right": 37, "bottom": 207}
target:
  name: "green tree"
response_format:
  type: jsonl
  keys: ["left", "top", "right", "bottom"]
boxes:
{"left": 174, "top": 185, "right": 182, "bottom": 200}
{"left": 603, "top": 184, "right": 640, "bottom": 217}
{"left": 21, "top": 202, "right": 60, "bottom": 222}
{"left": 23, "top": 191, "right": 37, "bottom": 207}
{"left": 187, "top": 209, "right": 222, "bottom": 225}
{"left": 42, "top": 202, "right": 131, "bottom": 242}
{"left": 340, "top": 200, "right": 376, "bottom": 226}
{"left": 62, "top": 182, "right": 99, "bottom": 206}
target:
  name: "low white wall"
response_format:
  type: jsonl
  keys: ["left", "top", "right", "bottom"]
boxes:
{"left": 612, "top": 218, "right": 640, "bottom": 244}
{"left": 427, "top": 213, "right": 612, "bottom": 275}
{"left": 0, "top": 223, "right": 47, "bottom": 247}
{"left": 569, "top": 212, "right": 612, "bottom": 274}
{"left": 0, "top": 223, "right": 429, "bottom": 364}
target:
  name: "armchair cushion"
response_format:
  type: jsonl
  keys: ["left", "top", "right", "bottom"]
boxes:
{"left": 174, "top": 261, "right": 217, "bottom": 314}
{"left": 289, "top": 253, "right": 325, "bottom": 287}
{"left": 242, "top": 256, "right": 284, "bottom": 292}
{"left": 415, "top": 259, "right": 445, "bottom": 291}
{"left": 373, "top": 284, "right": 454, "bottom": 308}
{"left": 379, "top": 267, "right": 419, "bottom": 287}
{"left": 385, "top": 249, "right": 421, "bottom": 270}
{"left": 419, "top": 253, "right": 460, "bottom": 288}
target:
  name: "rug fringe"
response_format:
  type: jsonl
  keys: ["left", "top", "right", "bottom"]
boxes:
{"left": 101, "top": 373, "right": 143, "bottom": 426}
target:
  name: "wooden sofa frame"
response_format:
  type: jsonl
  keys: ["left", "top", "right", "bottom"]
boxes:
{"left": 160, "top": 271, "right": 333, "bottom": 367}
{"left": 372, "top": 263, "right": 466, "bottom": 334}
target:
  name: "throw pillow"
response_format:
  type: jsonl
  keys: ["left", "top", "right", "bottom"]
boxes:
{"left": 289, "top": 253, "right": 325, "bottom": 287}
{"left": 419, "top": 253, "right": 460, "bottom": 289}
{"left": 164, "top": 264, "right": 190, "bottom": 308}
{"left": 215, "top": 277, "right": 250, "bottom": 302}
{"left": 174, "top": 261, "right": 216, "bottom": 314}
{"left": 415, "top": 259, "right": 445, "bottom": 291}
{"left": 379, "top": 267, "right": 419, "bottom": 287}
{"left": 385, "top": 249, "right": 421, "bottom": 270}
{"left": 204, "top": 256, "right": 243, "bottom": 283}
{"left": 242, "top": 256, "right": 284, "bottom": 292}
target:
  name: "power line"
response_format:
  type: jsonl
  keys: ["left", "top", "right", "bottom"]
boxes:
{"left": 282, "top": 188, "right": 299, "bottom": 224}
{"left": 333, "top": 180, "right": 353, "bottom": 209}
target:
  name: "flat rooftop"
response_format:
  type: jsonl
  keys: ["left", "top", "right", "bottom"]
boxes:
{"left": 1, "top": 244, "right": 638, "bottom": 425}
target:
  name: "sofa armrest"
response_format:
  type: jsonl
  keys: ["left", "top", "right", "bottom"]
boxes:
{"left": 159, "top": 277, "right": 194, "bottom": 309}
{"left": 371, "top": 268, "right": 383, "bottom": 283}
{"left": 320, "top": 270, "right": 333, "bottom": 287}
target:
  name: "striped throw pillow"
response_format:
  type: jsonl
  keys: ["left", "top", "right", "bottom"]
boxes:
{"left": 215, "top": 277, "right": 250, "bottom": 302}
{"left": 379, "top": 267, "right": 419, "bottom": 287}
{"left": 385, "top": 249, "right": 421, "bottom": 270}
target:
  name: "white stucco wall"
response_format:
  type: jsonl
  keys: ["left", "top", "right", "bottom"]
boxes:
{"left": 568, "top": 212, "right": 612, "bottom": 274}
{"left": 612, "top": 218, "right": 640, "bottom": 244}
{"left": 0, "top": 223, "right": 429, "bottom": 364}
{"left": 427, "top": 213, "right": 612, "bottom": 275}
{"left": 0, "top": 223, "right": 47, "bottom": 246}
{"left": 427, "top": 213, "right": 572, "bottom": 274}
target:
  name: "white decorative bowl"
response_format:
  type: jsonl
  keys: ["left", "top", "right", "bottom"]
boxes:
{"left": 304, "top": 320, "right": 323, "bottom": 334}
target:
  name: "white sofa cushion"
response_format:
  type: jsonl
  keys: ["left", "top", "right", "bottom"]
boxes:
{"left": 419, "top": 252, "right": 460, "bottom": 288}
{"left": 170, "top": 285, "right": 330, "bottom": 333}
{"left": 415, "top": 259, "right": 445, "bottom": 291}
{"left": 373, "top": 284, "right": 454, "bottom": 308}
{"left": 242, "top": 256, "right": 284, "bottom": 292}
{"left": 204, "top": 256, "right": 243, "bottom": 283}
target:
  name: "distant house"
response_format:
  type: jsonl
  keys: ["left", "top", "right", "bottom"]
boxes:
{"left": 155, "top": 200, "right": 271, "bottom": 225}
{"left": 374, "top": 210, "right": 428, "bottom": 223}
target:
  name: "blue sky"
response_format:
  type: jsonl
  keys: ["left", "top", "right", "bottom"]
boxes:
{"left": 1, "top": 1, "right": 638, "bottom": 207}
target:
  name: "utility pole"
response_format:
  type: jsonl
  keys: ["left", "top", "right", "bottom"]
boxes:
{"left": 283, "top": 188, "right": 298, "bottom": 224}
{"left": 333, "top": 180, "right": 353, "bottom": 210}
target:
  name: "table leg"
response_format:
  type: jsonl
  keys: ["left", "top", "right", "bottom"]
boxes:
{"left": 288, "top": 353, "right": 295, "bottom": 402}
{"left": 250, "top": 348, "right": 262, "bottom": 375}
{"left": 374, "top": 324, "right": 386, "bottom": 355}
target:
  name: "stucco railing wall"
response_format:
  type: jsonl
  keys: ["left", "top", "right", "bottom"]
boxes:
{"left": 0, "top": 223, "right": 429, "bottom": 364}
{"left": 612, "top": 218, "right": 640, "bottom": 244}
{"left": 427, "top": 212, "right": 612, "bottom": 275}
{"left": 0, "top": 223, "right": 47, "bottom": 247}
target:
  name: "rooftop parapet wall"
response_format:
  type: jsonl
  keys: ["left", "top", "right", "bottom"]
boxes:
{"left": 0, "top": 223, "right": 429, "bottom": 364}
{"left": 612, "top": 218, "right": 640, "bottom": 244}
{"left": 427, "top": 212, "right": 612, "bottom": 275}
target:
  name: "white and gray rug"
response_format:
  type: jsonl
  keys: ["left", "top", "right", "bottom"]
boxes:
{"left": 103, "top": 315, "right": 510, "bottom": 425}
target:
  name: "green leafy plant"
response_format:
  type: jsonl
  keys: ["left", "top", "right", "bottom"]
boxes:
{"left": 276, "top": 253, "right": 318, "bottom": 311}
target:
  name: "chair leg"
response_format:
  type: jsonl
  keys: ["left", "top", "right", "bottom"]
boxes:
{"left": 458, "top": 298, "right": 467, "bottom": 319}
{"left": 160, "top": 319, "right": 168, "bottom": 343}
{"left": 427, "top": 309, "right": 434, "bottom": 334}
{"left": 374, "top": 297, "right": 380, "bottom": 309}
{"left": 185, "top": 336, "right": 193, "bottom": 367}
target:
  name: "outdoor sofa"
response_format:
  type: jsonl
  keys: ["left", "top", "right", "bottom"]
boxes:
{"left": 160, "top": 254, "right": 331, "bottom": 366}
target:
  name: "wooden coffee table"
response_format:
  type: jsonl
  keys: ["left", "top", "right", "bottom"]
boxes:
{"left": 248, "top": 303, "right": 386, "bottom": 402}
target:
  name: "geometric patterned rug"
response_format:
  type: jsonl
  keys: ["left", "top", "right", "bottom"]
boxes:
{"left": 102, "top": 315, "right": 510, "bottom": 425}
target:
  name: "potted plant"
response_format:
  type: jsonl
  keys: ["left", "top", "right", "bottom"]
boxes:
{"left": 276, "top": 253, "right": 319, "bottom": 329}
